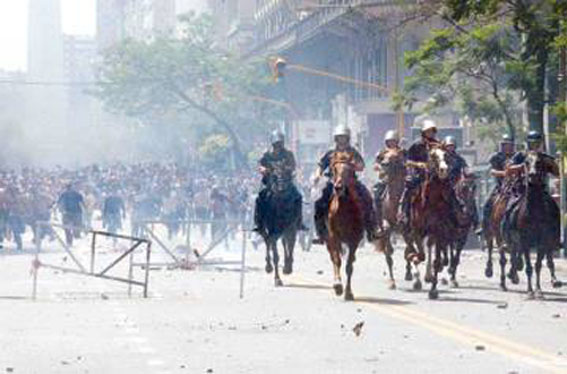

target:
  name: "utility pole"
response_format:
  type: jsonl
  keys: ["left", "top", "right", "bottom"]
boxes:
{"left": 560, "top": 25, "right": 567, "bottom": 256}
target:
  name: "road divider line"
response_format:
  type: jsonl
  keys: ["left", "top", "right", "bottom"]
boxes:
{"left": 291, "top": 275, "right": 567, "bottom": 374}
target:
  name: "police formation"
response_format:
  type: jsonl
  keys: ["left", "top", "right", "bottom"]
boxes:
{"left": 253, "top": 121, "right": 563, "bottom": 300}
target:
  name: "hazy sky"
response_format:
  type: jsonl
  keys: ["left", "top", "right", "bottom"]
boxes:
{"left": 0, "top": 0, "right": 96, "bottom": 72}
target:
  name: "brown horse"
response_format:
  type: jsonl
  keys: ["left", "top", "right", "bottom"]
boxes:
{"left": 403, "top": 146, "right": 455, "bottom": 299}
{"left": 374, "top": 148, "right": 406, "bottom": 289}
{"left": 504, "top": 152, "right": 562, "bottom": 298}
{"left": 447, "top": 173, "right": 477, "bottom": 288}
{"left": 326, "top": 151, "right": 365, "bottom": 301}
{"left": 484, "top": 177, "right": 521, "bottom": 290}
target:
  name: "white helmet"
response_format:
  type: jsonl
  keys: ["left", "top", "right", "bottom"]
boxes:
{"left": 384, "top": 130, "right": 399, "bottom": 143}
{"left": 421, "top": 119, "right": 437, "bottom": 133}
{"left": 333, "top": 125, "right": 351, "bottom": 138}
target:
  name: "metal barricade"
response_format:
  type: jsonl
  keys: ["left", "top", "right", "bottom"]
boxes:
{"left": 31, "top": 221, "right": 152, "bottom": 300}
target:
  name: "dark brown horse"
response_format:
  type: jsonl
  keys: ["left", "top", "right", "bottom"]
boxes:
{"left": 504, "top": 152, "right": 562, "bottom": 298}
{"left": 447, "top": 173, "right": 477, "bottom": 288}
{"left": 403, "top": 146, "right": 455, "bottom": 299}
{"left": 374, "top": 148, "right": 406, "bottom": 289}
{"left": 326, "top": 152, "right": 365, "bottom": 301}
{"left": 483, "top": 176, "right": 522, "bottom": 291}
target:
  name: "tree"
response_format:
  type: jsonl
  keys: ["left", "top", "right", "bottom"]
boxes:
{"left": 94, "top": 13, "right": 284, "bottom": 167}
{"left": 399, "top": 0, "right": 567, "bottom": 141}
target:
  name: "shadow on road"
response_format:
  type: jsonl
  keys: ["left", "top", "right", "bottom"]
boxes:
{"left": 356, "top": 296, "right": 413, "bottom": 306}
{"left": 283, "top": 283, "right": 332, "bottom": 290}
{"left": 436, "top": 296, "right": 505, "bottom": 305}
{"left": 0, "top": 295, "right": 28, "bottom": 301}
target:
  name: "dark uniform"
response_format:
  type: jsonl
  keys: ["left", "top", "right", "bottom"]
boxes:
{"left": 313, "top": 145, "right": 377, "bottom": 241}
{"left": 481, "top": 151, "right": 511, "bottom": 230}
{"left": 399, "top": 138, "right": 438, "bottom": 224}
{"left": 254, "top": 148, "right": 303, "bottom": 231}
{"left": 446, "top": 149, "right": 479, "bottom": 228}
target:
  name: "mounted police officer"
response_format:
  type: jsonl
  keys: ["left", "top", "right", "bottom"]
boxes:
{"left": 253, "top": 130, "right": 305, "bottom": 233}
{"left": 312, "top": 124, "right": 378, "bottom": 244}
{"left": 476, "top": 133, "right": 515, "bottom": 235}
{"left": 373, "top": 130, "right": 406, "bottom": 235}
{"left": 445, "top": 135, "right": 479, "bottom": 229}
{"left": 398, "top": 119, "right": 441, "bottom": 226}
{"left": 504, "top": 130, "right": 560, "bottom": 238}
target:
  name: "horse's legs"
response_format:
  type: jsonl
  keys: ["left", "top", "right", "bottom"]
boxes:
{"left": 385, "top": 238, "right": 396, "bottom": 290}
{"left": 282, "top": 231, "right": 297, "bottom": 275}
{"left": 485, "top": 235, "right": 494, "bottom": 278}
{"left": 273, "top": 241, "right": 282, "bottom": 287}
{"left": 499, "top": 249, "right": 508, "bottom": 291}
{"left": 265, "top": 239, "right": 273, "bottom": 274}
{"left": 507, "top": 244, "right": 520, "bottom": 285}
{"left": 523, "top": 245, "right": 534, "bottom": 299}
{"left": 327, "top": 239, "right": 343, "bottom": 296}
{"left": 428, "top": 241, "right": 441, "bottom": 299}
{"left": 403, "top": 235, "right": 414, "bottom": 281}
{"left": 534, "top": 248, "right": 545, "bottom": 299}
{"left": 344, "top": 246, "right": 356, "bottom": 301}
{"left": 546, "top": 250, "right": 562, "bottom": 288}
{"left": 449, "top": 240, "right": 463, "bottom": 288}
{"left": 424, "top": 239, "right": 433, "bottom": 283}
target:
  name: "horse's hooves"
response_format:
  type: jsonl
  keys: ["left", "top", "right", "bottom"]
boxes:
{"left": 404, "top": 272, "right": 413, "bottom": 282}
{"left": 485, "top": 267, "right": 493, "bottom": 278}
{"left": 525, "top": 291, "right": 535, "bottom": 300}
{"left": 534, "top": 290, "right": 544, "bottom": 300}
{"left": 440, "top": 278, "right": 448, "bottom": 286}
{"left": 552, "top": 280, "right": 563, "bottom": 288}
{"left": 282, "top": 265, "right": 293, "bottom": 275}
{"left": 500, "top": 283, "right": 508, "bottom": 292}
{"left": 413, "top": 280, "right": 422, "bottom": 291}
{"left": 265, "top": 263, "right": 273, "bottom": 274}
{"left": 517, "top": 259, "right": 524, "bottom": 271}
{"left": 428, "top": 289, "right": 439, "bottom": 300}
{"left": 424, "top": 274, "right": 433, "bottom": 284}
{"left": 388, "top": 280, "right": 396, "bottom": 290}
{"left": 275, "top": 279, "right": 283, "bottom": 287}
{"left": 450, "top": 280, "right": 459, "bottom": 288}
{"left": 344, "top": 291, "right": 354, "bottom": 301}
{"left": 511, "top": 274, "right": 520, "bottom": 285}
{"left": 442, "top": 258, "right": 449, "bottom": 267}
{"left": 333, "top": 283, "right": 343, "bottom": 296}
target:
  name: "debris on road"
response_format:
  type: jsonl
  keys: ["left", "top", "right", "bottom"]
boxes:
{"left": 475, "top": 345, "right": 486, "bottom": 351}
{"left": 352, "top": 321, "right": 364, "bottom": 337}
{"left": 316, "top": 270, "right": 324, "bottom": 275}
{"left": 100, "top": 293, "right": 109, "bottom": 300}
{"left": 497, "top": 302, "right": 508, "bottom": 309}
{"left": 6, "top": 368, "right": 14, "bottom": 373}
{"left": 552, "top": 313, "right": 561, "bottom": 318}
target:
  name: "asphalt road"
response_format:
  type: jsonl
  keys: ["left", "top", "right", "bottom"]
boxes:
{"left": 0, "top": 226, "right": 566, "bottom": 374}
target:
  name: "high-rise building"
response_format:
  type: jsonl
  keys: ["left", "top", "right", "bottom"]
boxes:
{"left": 96, "top": 0, "right": 126, "bottom": 51}
{"left": 26, "top": 0, "right": 68, "bottom": 165}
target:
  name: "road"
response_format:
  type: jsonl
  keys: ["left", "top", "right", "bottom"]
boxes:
{"left": 0, "top": 226, "right": 566, "bottom": 374}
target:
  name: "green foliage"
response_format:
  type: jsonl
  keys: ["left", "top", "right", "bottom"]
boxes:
{"left": 198, "top": 133, "right": 233, "bottom": 169}
{"left": 94, "top": 12, "right": 284, "bottom": 168}
{"left": 403, "top": 0, "right": 567, "bottom": 141}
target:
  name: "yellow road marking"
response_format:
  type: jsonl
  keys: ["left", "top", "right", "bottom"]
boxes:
{"left": 292, "top": 275, "right": 567, "bottom": 374}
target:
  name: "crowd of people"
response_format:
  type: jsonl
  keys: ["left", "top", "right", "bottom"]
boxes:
{"left": 0, "top": 163, "right": 262, "bottom": 250}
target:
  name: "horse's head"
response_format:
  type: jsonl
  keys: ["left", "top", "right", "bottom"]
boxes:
{"left": 456, "top": 174, "right": 477, "bottom": 206}
{"left": 331, "top": 152, "right": 355, "bottom": 197}
{"left": 526, "top": 151, "right": 539, "bottom": 177}
{"left": 428, "top": 146, "right": 449, "bottom": 180}
{"left": 381, "top": 148, "right": 406, "bottom": 176}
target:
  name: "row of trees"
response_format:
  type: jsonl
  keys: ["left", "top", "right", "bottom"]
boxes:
{"left": 398, "top": 0, "right": 567, "bottom": 147}
{"left": 94, "top": 13, "right": 286, "bottom": 169}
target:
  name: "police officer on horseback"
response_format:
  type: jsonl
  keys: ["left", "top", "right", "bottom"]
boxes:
{"left": 398, "top": 119, "right": 441, "bottom": 226}
{"left": 253, "top": 130, "right": 306, "bottom": 233}
{"left": 476, "top": 133, "right": 515, "bottom": 235}
{"left": 373, "top": 130, "right": 406, "bottom": 235}
{"left": 312, "top": 124, "right": 379, "bottom": 244}
{"left": 445, "top": 135, "right": 479, "bottom": 229}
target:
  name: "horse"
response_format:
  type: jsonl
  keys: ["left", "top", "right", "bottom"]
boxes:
{"left": 447, "top": 173, "right": 477, "bottom": 288}
{"left": 483, "top": 177, "right": 521, "bottom": 291}
{"left": 373, "top": 148, "right": 406, "bottom": 289}
{"left": 259, "top": 165, "right": 301, "bottom": 287}
{"left": 503, "top": 152, "right": 562, "bottom": 298}
{"left": 326, "top": 151, "right": 365, "bottom": 301}
{"left": 403, "top": 146, "right": 455, "bottom": 299}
